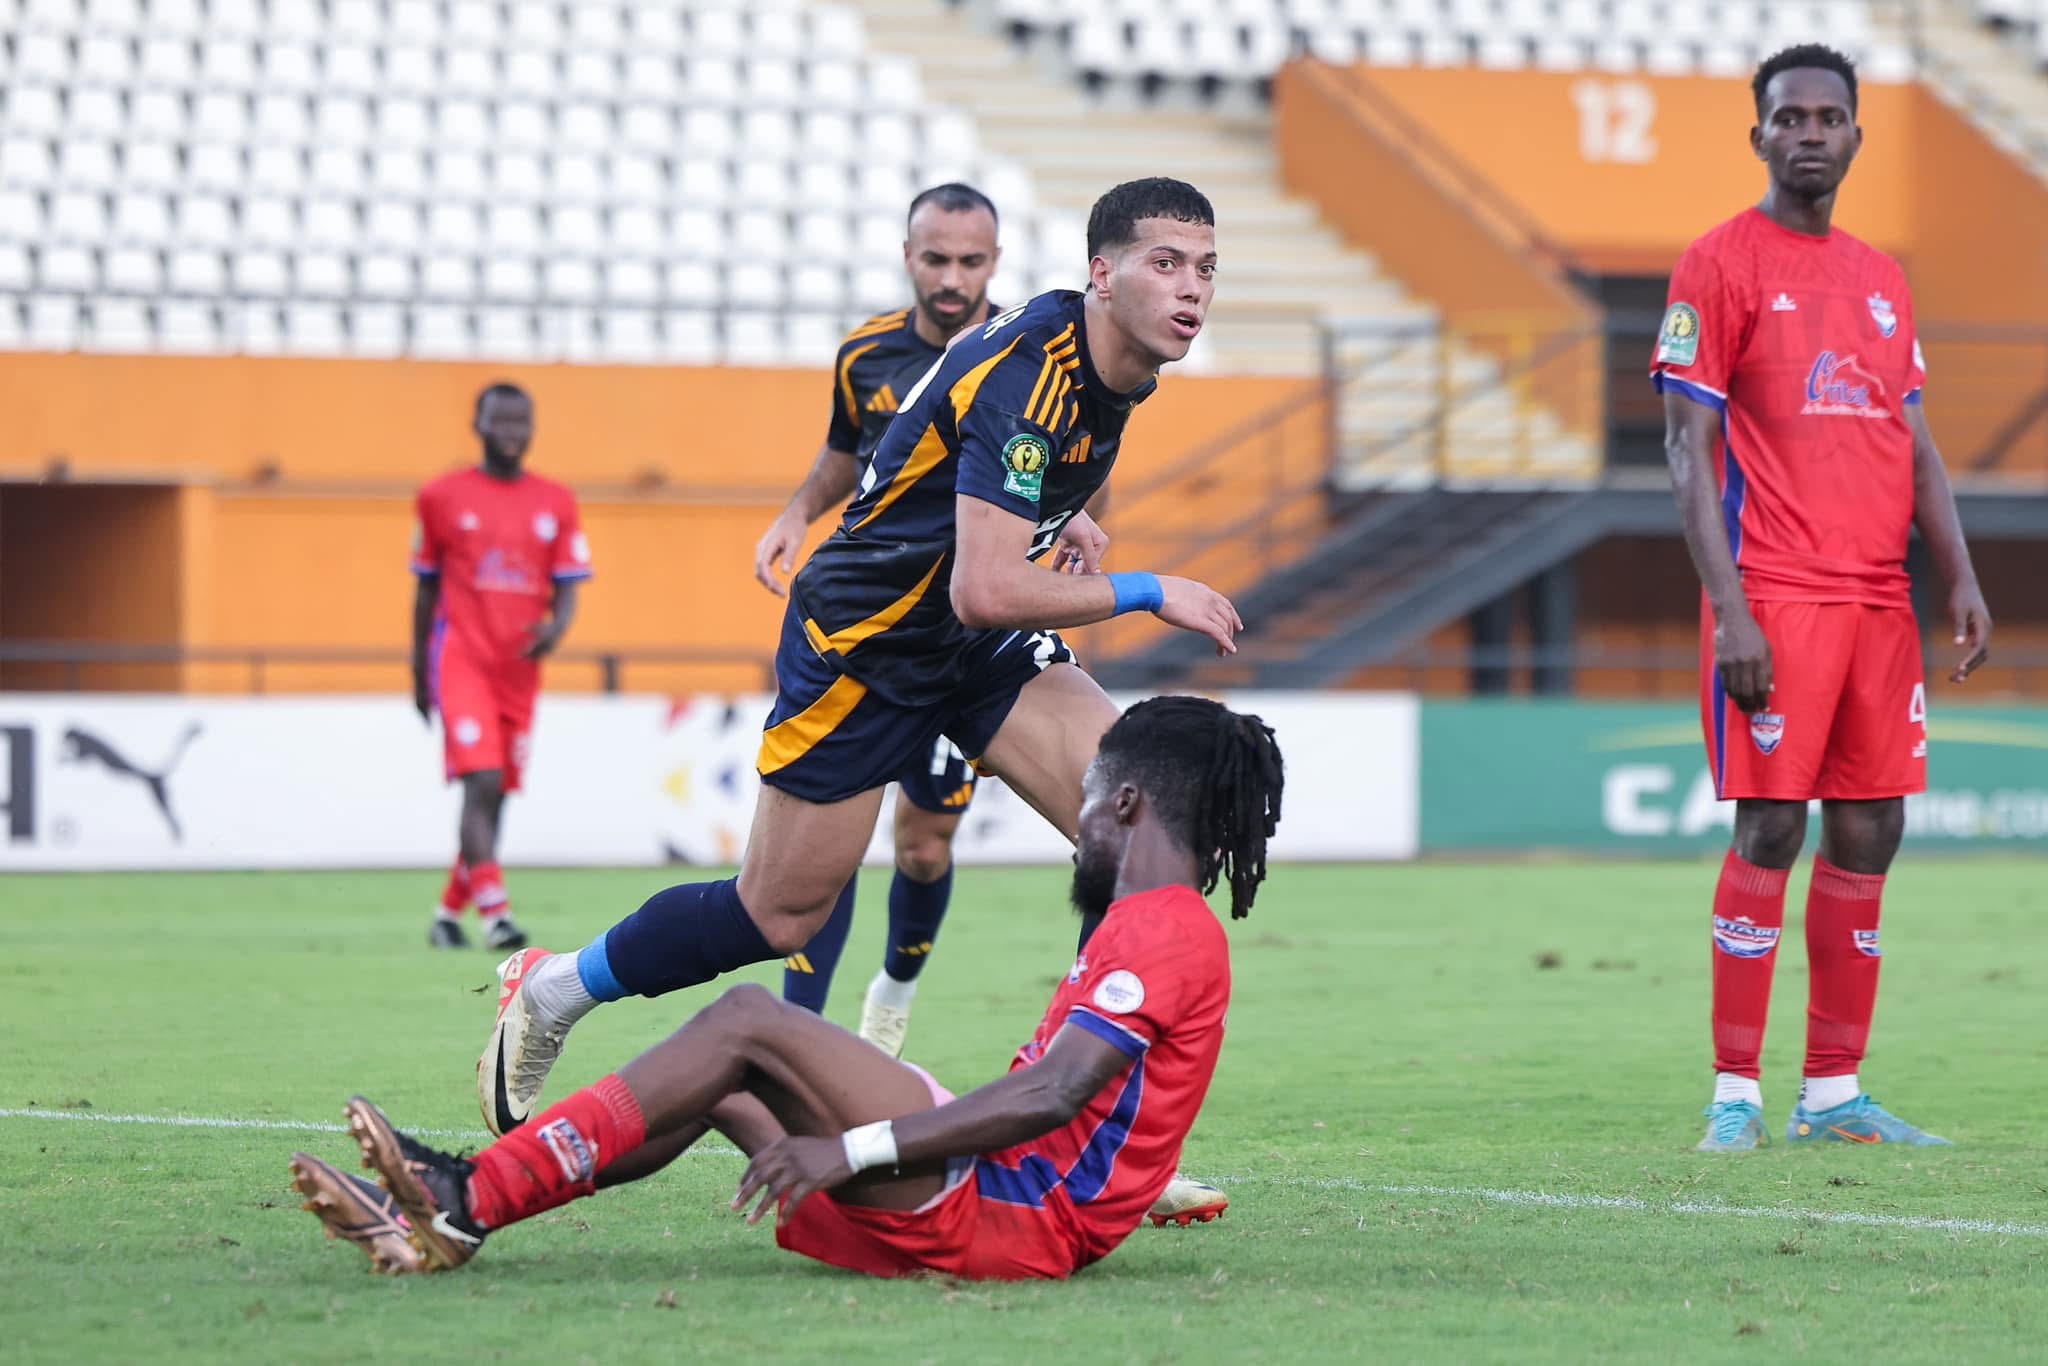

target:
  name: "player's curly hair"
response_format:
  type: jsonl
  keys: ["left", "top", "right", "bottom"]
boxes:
{"left": 1752, "top": 43, "right": 1857, "bottom": 119}
{"left": 1096, "top": 695, "right": 1283, "bottom": 919}
{"left": 1086, "top": 178, "right": 1214, "bottom": 259}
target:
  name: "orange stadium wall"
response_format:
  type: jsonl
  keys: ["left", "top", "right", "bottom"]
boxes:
{"left": 1343, "top": 68, "right": 2048, "bottom": 324}
{"left": 0, "top": 355, "right": 1307, "bottom": 692}
{"left": 1283, "top": 65, "right": 2048, "bottom": 470}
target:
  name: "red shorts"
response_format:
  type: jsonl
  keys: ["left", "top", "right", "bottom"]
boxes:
{"left": 773, "top": 1065, "right": 1081, "bottom": 1281}
{"left": 435, "top": 651, "right": 538, "bottom": 793}
{"left": 1700, "top": 599, "right": 1927, "bottom": 802}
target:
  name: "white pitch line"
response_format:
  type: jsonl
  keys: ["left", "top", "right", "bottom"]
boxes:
{"left": 7, "top": 1109, "right": 2043, "bottom": 1239}
{"left": 1230, "top": 1176, "right": 2048, "bottom": 1239}
{"left": 0, "top": 1107, "right": 487, "bottom": 1141}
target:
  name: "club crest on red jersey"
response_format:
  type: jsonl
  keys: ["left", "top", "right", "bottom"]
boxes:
{"left": 1867, "top": 293, "right": 1898, "bottom": 339}
{"left": 1750, "top": 711, "right": 1786, "bottom": 755}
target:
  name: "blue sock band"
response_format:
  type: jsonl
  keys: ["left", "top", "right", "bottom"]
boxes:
{"left": 598, "top": 876, "right": 776, "bottom": 999}
{"left": 575, "top": 936, "right": 627, "bottom": 1003}
{"left": 885, "top": 862, "right": 953, "bottom": 983}
{"left": 1106, "top": 571, "right": 1164, "bottom": 616}
{"left": 783, "top": 875, "right": 857, "bottom": 1013}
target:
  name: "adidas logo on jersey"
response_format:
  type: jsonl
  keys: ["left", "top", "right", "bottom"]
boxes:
{"left": 1771, "top": 293, "right": 1797, "bottom": 312}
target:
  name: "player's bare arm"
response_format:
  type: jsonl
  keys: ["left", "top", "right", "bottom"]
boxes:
{"left": 952, "top": 496, "right": 1240, "bottom": 653}
{"left": 734, "top": 1007, "right": 1137, "bottom": 1222}
{"left": 523, "top": 578, "right": 578, "bottom": 661}
{"left": 409, "top": 574, "right": 440, "bottom": 724}
{"left": 755, "top": 443, "right": 861, "bottom": 596}
{"left": 1904, "top": 402, "right": 1992, "bottom": 682}
{"left": 1664, "top": 390, "right": 1771, "bottom": 713}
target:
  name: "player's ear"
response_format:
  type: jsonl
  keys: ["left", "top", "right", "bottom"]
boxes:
{"left": 1749, "top": 122, "right": 1765, "bottom": 161}
{"left": 1088, "top": 252, "right": 1113, "bottom": 300}
{"left": 1112, "top": 781, "right": 1141, "bottom": 826}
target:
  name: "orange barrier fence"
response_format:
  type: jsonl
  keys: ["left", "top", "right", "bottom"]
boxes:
{"left": 0, "top": 355, "right": 1310, "bottom": 692}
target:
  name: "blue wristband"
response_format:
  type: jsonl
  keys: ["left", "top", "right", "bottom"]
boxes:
{"left": 1107, "top": 571, "right": 1164, "bottom": 616}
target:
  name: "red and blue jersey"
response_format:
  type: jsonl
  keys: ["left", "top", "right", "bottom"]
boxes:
{"left": 412, "top": 467, "right": 591, "bottom": 673}
{"left": 1651, "top": 208, "right": 1924, "bottom": 609}
{"left": 974, "top": 884, "right": 1231, "bottom": 1268}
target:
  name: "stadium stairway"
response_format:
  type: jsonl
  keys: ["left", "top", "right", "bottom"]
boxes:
{"left": 1092, "top": 487, "right": 1607, "bottom": 689}
{"left": 1898, "top": 0, "right": 2048, "bottom": 182}
{"left": 838, "top": 0, "right": 1432, "bottom": 374}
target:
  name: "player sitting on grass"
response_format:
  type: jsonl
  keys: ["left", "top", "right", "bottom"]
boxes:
{"left": 290, "top": 696, "right": 1281, "bottom": 1281}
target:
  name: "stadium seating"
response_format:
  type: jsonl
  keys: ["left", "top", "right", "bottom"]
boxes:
{"left": 990, "top": 0, "right": 1917, "bottom": 92}
{"left": 1977, "top": 0, "right": 2048, "bottom": 67}
{"left": 0, "top": 0, "right": 1084, "bottom": 364}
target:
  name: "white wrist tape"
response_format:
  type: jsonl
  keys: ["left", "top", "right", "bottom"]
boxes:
{"left": 840, "top": 1120, "right": 898, "bottom": 1175}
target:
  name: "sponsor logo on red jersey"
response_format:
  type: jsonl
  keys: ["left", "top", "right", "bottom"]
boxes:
{"left": 1802, "top": 352, "right": 1891, "bottom": 419}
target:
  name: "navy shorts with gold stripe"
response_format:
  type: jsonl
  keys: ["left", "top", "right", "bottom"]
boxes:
{"left": 756, "top": 600, "right": 1074, "bottom": 806}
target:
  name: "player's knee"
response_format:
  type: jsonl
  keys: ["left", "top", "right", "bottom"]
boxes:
{"left": 1736, "top": 802, "right": 1806, "bottom": 865}
{"left": 463, "top": 770, "right": 505, "bottom": 805}
{"left": 895, "top": 833, "right": 954, "bottom": 884}
{"left": 754, "top": 908, "right": 825, "bottom": 956}
{"left": 706, "top": 981, "right": 783, "bottom": 1032}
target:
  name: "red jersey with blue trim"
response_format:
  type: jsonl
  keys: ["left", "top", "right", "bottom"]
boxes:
{"left": 974, "top": 884, "right": 1231, "bottom": 1268}
{"left": 412, "top": 468, "right": 591, "bottom": 669}
{"left": 1650, "top": 208, "right": 1925, "bottom": 608}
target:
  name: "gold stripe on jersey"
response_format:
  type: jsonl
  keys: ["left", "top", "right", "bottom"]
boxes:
{"left": 757, "top": 672, "right": 870, "bottom": 775}
{"left": 836, "top": 340, "right": 885, "bottom": 428}
{"left": 843, "top": 308, "right": 911, "bottom": 343}
{"left": 805, "top": 555, "right": 946, "bottom": 655}
{"left": 853, "top": 336, "right": 1025, "bottom": 532}
{"left": 1021, "top": 356, "right": 1058, "bottom": 429}
{"left": 1028, "top": 325, "right": 1081, "bottom": 429}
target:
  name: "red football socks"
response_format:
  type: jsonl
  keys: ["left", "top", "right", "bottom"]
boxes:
{"left": 472, "top": 861, "right": 509, "bottom": 919}
{"left": 437, "top": 857, "right": 471, "bottom": 915}
{"left": 1804, "top": 858, "right": 1885, "bottom": 1079}
{"left": 1710, "top": 851, "right": 1790, "bottom": 1078}
{"left": 465, "top": 1074, "right": 648, "bottom": 1231}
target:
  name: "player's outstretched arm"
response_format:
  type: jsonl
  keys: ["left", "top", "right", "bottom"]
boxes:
{"left": 409, "top": 575, "right": 440, "bottom": 723}
{"left": 1905, "top": 402, "right": 1992, "bottom": 683}
{"left": 734, "top": 1024, "right": 1132, "bottom": 1221}
{"left": 952, "top": 496, "right": 1240, "bottom": 652}
{"left": 1664, "top": 390, "right": 1771, "bottom": 713}
{"left": 754, "top": 444, "right": 861, "bottom": 596}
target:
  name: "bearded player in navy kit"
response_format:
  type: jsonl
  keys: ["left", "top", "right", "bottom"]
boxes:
{"left": 480, "top": 178, "right": 1241, "bottom": 1226}
{"left": 751, "top": 184, "right": 1004, "bottom": 1060}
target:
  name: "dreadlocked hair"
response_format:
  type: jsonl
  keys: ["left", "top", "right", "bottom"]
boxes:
{"left": 1096, "top": 695, "right": 1284, "bottom": 919}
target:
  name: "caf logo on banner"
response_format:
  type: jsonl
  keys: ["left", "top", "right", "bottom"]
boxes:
{"left": 1750, "top": 712, "right": 1786, "bottom": 756}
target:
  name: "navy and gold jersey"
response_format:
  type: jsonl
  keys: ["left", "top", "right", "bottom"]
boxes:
{"left": 792, "top": 290, "right": 1154, "bottom": 706}
{"left": 825, "top": 307, "right": 946, "bottom": 461}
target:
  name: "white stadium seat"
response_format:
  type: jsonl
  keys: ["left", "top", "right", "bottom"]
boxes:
{"left": 103, "top": 244, "right": 161, "bottom": 292}
{"left": 0, "top": 0, "right": 1097, "bottom": 359}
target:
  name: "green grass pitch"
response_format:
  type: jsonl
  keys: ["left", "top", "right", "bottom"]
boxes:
{"left": 3, "top": 860, "right": 2045, "bottom": 1362}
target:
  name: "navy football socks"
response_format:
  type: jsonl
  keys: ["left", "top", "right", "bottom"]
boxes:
{"left": 884, "top": 864, "right": 952, "bottom": 983}
{"left": 579, "top": 876, "right": 776, "bottom": 1001}
{"left": 781, "top": 877, "right": 857, "bottom": 1013}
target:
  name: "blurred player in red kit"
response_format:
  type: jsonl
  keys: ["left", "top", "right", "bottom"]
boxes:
{"left": 290, "top": 696, "right": 1282, "bottom": 1281}
{"left": 1654, "top": 46, "right": 1991, "bottom": 1150}
{"left": 411, "top": 383, "right": 592, "bottom": 951}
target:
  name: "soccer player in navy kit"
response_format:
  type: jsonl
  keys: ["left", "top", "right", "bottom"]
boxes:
{"left": 751, "top": 185, "right": 1004, "bottom": 1058}
{"left": 480, "top": 179, "right": 1241, "bottom": 1224}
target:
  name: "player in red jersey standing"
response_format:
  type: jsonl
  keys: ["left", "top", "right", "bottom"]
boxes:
{"left": 289, "top": 695, "right": 1281, "bottom": 1279}
{"left": 411, "top": 383, "right": 592, "bottom": 952}
{"left": 1654, "top": 46, "right": 1991, "bottom": 1150}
